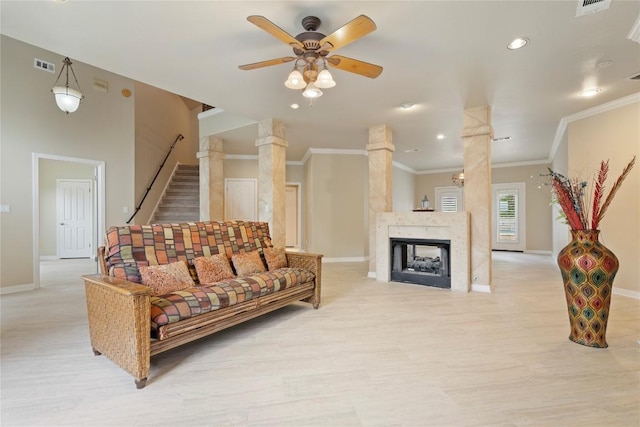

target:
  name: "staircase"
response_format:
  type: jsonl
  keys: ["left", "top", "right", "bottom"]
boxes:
{"left": 151, "top": 164, "right": 200, "bottom": 223}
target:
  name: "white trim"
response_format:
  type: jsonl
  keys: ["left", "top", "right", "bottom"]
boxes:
{"left": 197, "top": 107, "right": 224, "bottom": 120}
{"left": 39, "top": 255, "right": 59, "bottom": 261}
{"left": 392, "top": 161, "right": 416, "bottom": 174}
{"left": 323, "top": 256, "right": 368, "bottom": 263}
{"left": 309, "top": 148, "right": 367, "bottom": 156}
{"left": 367, "top": 271, "right": 377, "bottom": 279}
{"left": 491, "top": 159, "right": 550, "bottom": 169}
{"left": 33, "top": 153, "right": 105, "bottom": 290}
{"left": 225, "top": 154, "right": 258, "bottom": 160}
{"left": 471, "top": 283, "right": 492, "bottom": 293}
{"left": 285, "top": 181, "right": 302, "bottom": 250}
{"left": 287, "top": 160, "right": 304, "bottom": 166}
{"left": 549, "top": 92, "right": 640, "bottom": 161}
{"left": 627, "top": 15, "right": 640, "bottom": 43}
{"left": 0, "top": 283, "right": 37, "bottom": 294}
{"left": 301, "top": 149, "right": 312, "bottom": 165}
{"left": 613, "top": 288, "right": 640, "bottom": 300}
{"left": 416, "top": 166, "right": 465, "bottom": 175}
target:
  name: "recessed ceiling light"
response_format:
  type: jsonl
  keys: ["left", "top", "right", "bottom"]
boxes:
{"left": 436, "top": 134, "right": 445, "bottom": 140}
{"left": 290, "top": 103, "right": 300, "bottom": 109}
{"left": 580, "top": 88, "right": 601, "bottom": 97}
{"left": 507, "top": 37, "right": 529, "bottom": 50}
{"left": 400, "top": 102, "right": 415, "bottom": 110}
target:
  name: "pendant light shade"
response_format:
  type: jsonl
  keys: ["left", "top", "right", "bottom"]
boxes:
{"left": 302, "top": 82, "right": 323, "bottom": 98}
{"left": 52, "top": 86, "right": 83, "bottom": 113}
{"left": 315, "top": 67, "right": 336, "bottom": 89}
{"left": 51, "top": 57, "right": 84, "bottom": 114}
{"left": 284, "top": 69, "right": 306, "bottom": 89}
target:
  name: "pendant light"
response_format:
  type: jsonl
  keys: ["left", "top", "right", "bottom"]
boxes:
{"left": 51, "top": 57, "right": 84, "bottom": 114}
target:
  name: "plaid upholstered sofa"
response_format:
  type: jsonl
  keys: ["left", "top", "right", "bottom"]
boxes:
{"left": 81, "top": 221, "right": 322, "bottom": 389}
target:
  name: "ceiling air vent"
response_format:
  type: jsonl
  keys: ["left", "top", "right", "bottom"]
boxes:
{"left": 576, "top": 0, "right": 611, "bottom": 17}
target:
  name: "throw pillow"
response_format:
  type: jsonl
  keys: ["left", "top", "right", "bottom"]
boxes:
{"left": 263, "top": 246, "right": 288, "bottom": 270}
{"left": 193, "top": 254, "right": 235, "bottom": 284}
{"left": 231, "top": 250, "right": 266, "bottom": 277}
{"left": 139, "top": 260, "right": 195, "bottom": 296}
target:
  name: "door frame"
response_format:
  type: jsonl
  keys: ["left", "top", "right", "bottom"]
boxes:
{"left": 286, "top": 182, "right": 302, "bottom": 250}
{"left": 492, "top": 182, "right": 526, "bottom": 251}
{"left": 33, "top": 153, "right": 105, "bottom": 289}
{"left": 56, "top": 178, "right": 93, "bottom": 258}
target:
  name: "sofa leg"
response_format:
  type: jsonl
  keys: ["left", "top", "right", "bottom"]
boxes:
{"left": 135, "top": 378, "right": 147, "bottom": 389}
{"left": 92, "top": 348, "right": 102, "bottom": 356}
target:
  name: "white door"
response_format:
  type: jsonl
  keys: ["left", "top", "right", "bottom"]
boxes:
{"left": 224, "top": 178, "right": 257, "bottom": 220}
{"left": 285, "top": 184, "right": 299, "bottom": 248}
{"left": 492, "top": 182, "right": 526, "bottom": 251}
{"left": 57, "top": 179, "right": 92, "bottom": 258}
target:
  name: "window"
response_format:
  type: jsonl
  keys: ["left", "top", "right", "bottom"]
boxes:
{"left": 435, "top": 187, "right": 464, "bottom": 212}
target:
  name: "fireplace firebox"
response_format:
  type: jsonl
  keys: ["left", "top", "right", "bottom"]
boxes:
{"left": 390, "top": 238, "right": 451, "bottom": 289}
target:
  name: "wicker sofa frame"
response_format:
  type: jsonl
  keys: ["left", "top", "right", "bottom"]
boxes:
{"left": 81, "top": 223, "right": 321, "bottom": 389}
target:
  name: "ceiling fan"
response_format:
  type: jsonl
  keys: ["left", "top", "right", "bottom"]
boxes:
{"left": 238, "top": 15, "right": 383, "bottom": 98}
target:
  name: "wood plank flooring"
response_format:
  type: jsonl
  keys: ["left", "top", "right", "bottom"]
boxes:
{"left": 1, "top": 253, "right": 639, "bottom": 426}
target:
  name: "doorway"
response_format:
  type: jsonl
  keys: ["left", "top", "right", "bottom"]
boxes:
{"left": 34, "top": 153, "right": 105, "bottom": 289}
{"left": 224, "top": 178, "right": 257, "bottom": 220}
{"left": 492, "top": 182, "right": 526, "bottom": 251}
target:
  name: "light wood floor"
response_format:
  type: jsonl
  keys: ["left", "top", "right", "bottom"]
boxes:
{"left": 1, "top": 253, "right": 639, "bottom": 426}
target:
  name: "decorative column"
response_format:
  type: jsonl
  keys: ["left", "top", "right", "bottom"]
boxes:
{"left": 256, "top": 119, "right": 287, "bottom": 247}
{"left": 460, "top": 105, "right": 493, "bottom": 291}
{"left": 367, "top": 124, "right": 395, "bottom": 276}
{"left": 197, "top": 136, "right": 224, "bottom": 221}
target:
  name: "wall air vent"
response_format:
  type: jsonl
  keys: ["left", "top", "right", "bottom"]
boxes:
{"left": 34, "top": 58, "right": 55, "bottom": 73}
{"left": 576, "top": 0, "right": 611, "bottom": 17}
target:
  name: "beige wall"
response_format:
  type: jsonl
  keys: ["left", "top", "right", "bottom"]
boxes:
{"left": 551, "top": 132, "right": 570, "bottom": 256}
{"left": 568, "top": 101, "right": 640, "bottom": 293}
{"left": 393, "top": 165, "right": 415, "bottom": 212}
{"left": 39, "top": 160, "right": 95, "bottom": 257}
{"left": 415, "top": 165, "right": 553, "bottom": 252}
{"left": 1, "top": 36, "right": 135, "bottom": 288}
{"left": 306, "top": 154, "right": 368, "bottom": 258}
{"left": 133, "top": 81, "right": 196, "bottom": 224}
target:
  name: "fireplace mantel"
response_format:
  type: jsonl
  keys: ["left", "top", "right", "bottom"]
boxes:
{"left": 375, "top": 212, "right": 471, "bottom": 292}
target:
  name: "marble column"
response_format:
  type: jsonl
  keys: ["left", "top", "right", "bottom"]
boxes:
{"left": 460, "top": 106, "right": 493, "bottom": 291}
{"left": 256, "top": 119, "right": 287, "bottom": 247}
{"left": 197, "top": 136, "right": 224, "bottom": 221}
{"left": 367, "top": 125, "right": 395, "bottom": 275}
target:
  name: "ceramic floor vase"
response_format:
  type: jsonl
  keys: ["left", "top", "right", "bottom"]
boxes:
{"left": 557, "top": 229, "right": 618, "bottom": 348}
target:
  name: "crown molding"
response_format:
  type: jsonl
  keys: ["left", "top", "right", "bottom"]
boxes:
{"left": 628, "top": 14, "right": 640, "bottom": 43}
{"left": 549, "top": 92, "right": 640, "bottom": 162}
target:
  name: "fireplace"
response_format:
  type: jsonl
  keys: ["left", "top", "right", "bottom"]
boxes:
{"left": 390, "top": 238, "right": 451, "bottom": 288}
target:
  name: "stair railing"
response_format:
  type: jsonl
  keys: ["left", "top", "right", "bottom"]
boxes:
{"left": 126, "top": 133, "right": 184, "bottom": 224}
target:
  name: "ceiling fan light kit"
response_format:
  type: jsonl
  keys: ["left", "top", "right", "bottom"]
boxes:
{"left": 240, "top": 14, "right": 382, "bottom": 100}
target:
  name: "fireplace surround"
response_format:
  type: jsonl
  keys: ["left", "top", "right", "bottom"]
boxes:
{"left": 375, "top": 211, "right": 470, "bottom": 292}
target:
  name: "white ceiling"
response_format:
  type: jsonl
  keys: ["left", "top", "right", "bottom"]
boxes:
{"left": 2, "top": 1, "right": 639, "bottom": 172}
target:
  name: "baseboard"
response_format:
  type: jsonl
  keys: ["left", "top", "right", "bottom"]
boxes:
{"left": 471, "top": 283, "right": 492, "bottom": 293}
{"left": 613, "top": 288, "right": 640, "bottom": 300}
{"left": 39, "top": 255, "right": 58, "bottom": 261}
{"left": 1, "top": 283, "right": 36, "bottom": 294}
{"left": 322, "top": 256, "right": 369, "bottom": 263}
{"left": 367, "top": 271, "right": 377, "bottom": 279}
{"left": 524, "top": 250, "right": 552, "bottom": 256}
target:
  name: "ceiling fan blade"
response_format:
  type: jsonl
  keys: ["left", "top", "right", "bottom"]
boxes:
{"left": 326, "top": 55, "right": 383, "bottom": 79}
{"left": 247, "top": 15, "right": 304, "bottom": 49}
{"left": 238, "top": 57, "right": 296, "bottom": 70}
{"left": 320, "top": 15, "right": 377, "bottom": 52}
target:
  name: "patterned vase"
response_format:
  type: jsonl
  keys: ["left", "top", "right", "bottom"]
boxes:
{"left": 557, "top": 229, "right": 618, "bottom": 348}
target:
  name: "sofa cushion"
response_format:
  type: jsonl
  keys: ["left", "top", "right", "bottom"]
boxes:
{"left": 193, "top": 254, "right": 235, "bottom": 284}
{"left": 139, "top": 260, "right": 195, "bottom": 296}
{"left": 105, "top": 221, "right": 273, "bottom": 284}
{"left": 263, "top": 246, "right": 288, "bottom": 270}
{"left": 231, "top": 250, "right": 266, "bottom": 276}
{"left": 150, "top": 268, "right": 315, "bottom": 328}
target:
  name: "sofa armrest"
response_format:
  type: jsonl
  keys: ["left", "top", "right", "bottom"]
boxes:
{"left": 286, "top": 252, "right": 322, "bottom": 309}
{"left": 82, "top": 274, "right": 152, "bottom": 388}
